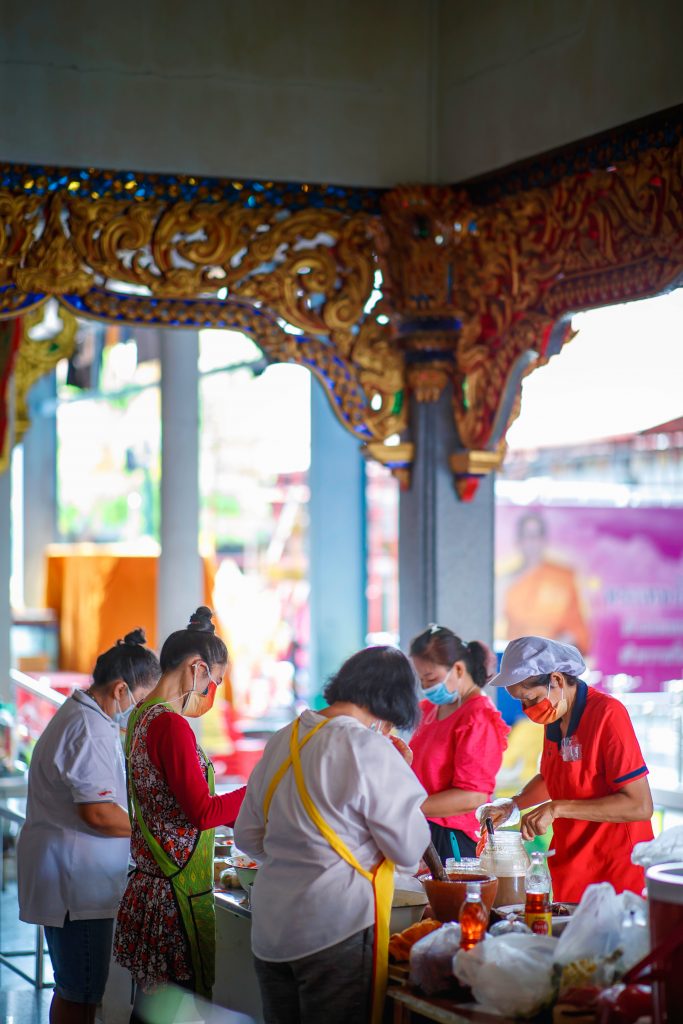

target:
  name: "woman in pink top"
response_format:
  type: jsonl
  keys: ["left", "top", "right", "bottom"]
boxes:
{"left": 409, "top": 626, "right": 510, "bottom": 862}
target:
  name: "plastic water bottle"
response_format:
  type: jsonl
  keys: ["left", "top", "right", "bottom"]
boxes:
{"left": 524, "top": 851, "right": 552, "bottom": 935}
{"left": 459, "top": 881, "right": 489, "bottom": 950}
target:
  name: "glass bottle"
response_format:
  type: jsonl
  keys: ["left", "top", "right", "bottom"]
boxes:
{"left": 524, "top": 852, "right": 552, "bottom": 935}
{"left": 459, "top": 881, "right": 489, "bottom": 950}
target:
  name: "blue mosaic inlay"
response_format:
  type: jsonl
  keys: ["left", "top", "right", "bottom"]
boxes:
{"left": 0, "top": 162, "right": 384, "bottom": 215}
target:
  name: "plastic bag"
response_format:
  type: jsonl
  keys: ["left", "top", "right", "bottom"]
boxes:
{"left": 489, "top": 914, "right": 532, "bottom": 937}
{"left": 554, "top": 883, "right": 649, "bottom": 993}
{"left": 409, "top": 922, "right": 461, "bottom": 995}
{"left": 554, "top": 883, "right": 624, "bottom": 966}
{"left": 617, "top": 891, "right": 649, "bottom": 973}
{"left": 631, "top": 824, "right": 683, "bottom": 868}
{"left": 453, "top": 933, "right": 557, "bottom": 1016}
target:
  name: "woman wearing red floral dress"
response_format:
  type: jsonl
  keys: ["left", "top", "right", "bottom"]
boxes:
{"left": 114, "top": 607, "right": 245, "bottom": 1024}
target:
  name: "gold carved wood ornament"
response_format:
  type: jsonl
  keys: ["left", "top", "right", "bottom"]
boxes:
{"left": 0, "top": 133, "right": 681, "bottom": 494}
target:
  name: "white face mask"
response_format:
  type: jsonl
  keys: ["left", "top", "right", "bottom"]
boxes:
{"left": 113, "top": 686, "right": 136, "bottom": 730}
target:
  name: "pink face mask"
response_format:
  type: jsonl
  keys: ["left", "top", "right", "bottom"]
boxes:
{"left": 182, "top": 664, "right": 220, "bottom": 718}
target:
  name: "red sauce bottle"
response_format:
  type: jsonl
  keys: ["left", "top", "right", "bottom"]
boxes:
{"left": 524, "top": 852, "right": 552, "bottom": 935}
{"left": 459, "top": 881, "right": 489, "bottom": 950}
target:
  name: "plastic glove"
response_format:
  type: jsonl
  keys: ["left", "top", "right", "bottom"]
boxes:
{"left": 475, "top": 798, "right": 520, "bottom": 830}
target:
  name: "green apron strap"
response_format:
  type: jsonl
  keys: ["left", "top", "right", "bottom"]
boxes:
{"left": 126, "top": 701, "right": 217, "bottom": 997}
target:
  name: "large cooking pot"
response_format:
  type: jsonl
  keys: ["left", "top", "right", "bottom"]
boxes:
{"left": 646, "top": 861, "right": 683, "bottom": 1024}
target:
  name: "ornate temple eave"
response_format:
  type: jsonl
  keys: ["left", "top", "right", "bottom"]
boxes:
{"left": 1, "top": 109, "right": 682, "bottom": 495}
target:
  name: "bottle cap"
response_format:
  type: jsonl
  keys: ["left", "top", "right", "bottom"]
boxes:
{"left": 466, "top": 881, "right": 482, "bottom": 896}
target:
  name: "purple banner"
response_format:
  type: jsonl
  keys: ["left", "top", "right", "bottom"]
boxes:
{"left": 495, "top": 504, "right": 683, "bottom": 691}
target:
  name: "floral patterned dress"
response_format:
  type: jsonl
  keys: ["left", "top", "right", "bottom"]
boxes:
{"left": 114, "top": 702, "right": 211, "bottom": 991}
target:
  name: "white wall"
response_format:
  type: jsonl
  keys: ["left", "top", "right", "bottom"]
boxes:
{"left": 0, "top": 1, "right": 681, "bottom": 187}
{"left": 438, "top": 0, "right": 683, "bottom": 182}
{"left": 0, "top": 0, "right": 436, "bottom": 186}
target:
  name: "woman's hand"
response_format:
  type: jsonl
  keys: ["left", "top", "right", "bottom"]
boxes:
{"left": 521, "top": 801, "right": 556, "bottom": 840}
{"left": 477, "top": 799, "right": 515, "bottom": 830}
{"left": 389, "top": 735, "right": 413, "bottom": 766}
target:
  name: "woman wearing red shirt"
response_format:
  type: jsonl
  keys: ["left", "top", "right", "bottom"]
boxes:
{"left": 481, "top": 636, "right": 654, "bottom": 902}
{"left": 114, "top": 607, "right": 245, "bottom": 1024}
{"left": 409, "top": 626, "right": 510, "bottom": 862}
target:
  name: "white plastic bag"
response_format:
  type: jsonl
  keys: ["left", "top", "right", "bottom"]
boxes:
{"left": 453, "top": 933, "right": 557, "bottom": 1016}
{"left": 409, "top": 922, "right": 461, "bottom": 995}
{"left": 554, "top": 883, "right": 623, "bottom": 966}
{"left": 632, "top": 824, "right": 683, "bottom": 868}
{"left": 619, "top": 891, "right": 649, "bottom": 972}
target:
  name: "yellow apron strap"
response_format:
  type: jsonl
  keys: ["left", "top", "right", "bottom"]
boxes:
{"left": 263, "top": 717, "right": 327, "bottom": 823}
{"left": 286, "top": 717, "right": 394, "bottom": 1024}
{"left": 288, "top": 718, "right": 372, "bottom": 881}
{"left": 370, "top": 857, "right": 395, "bottom": 1024}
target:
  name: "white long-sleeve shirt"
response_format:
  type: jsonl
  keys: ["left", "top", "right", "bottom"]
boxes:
{"left": 234, "top": 709, "right": 430, "bottom": 962}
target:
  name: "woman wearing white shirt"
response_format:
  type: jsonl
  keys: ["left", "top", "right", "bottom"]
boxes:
{"left": 18, "top": 629, "right": 160, "bottom": 1024}
{"left": 235, "top": 646, "right": 430, "bottom": 1024}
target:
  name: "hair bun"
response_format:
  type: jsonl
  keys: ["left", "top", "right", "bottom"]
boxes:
{"left": 187, "top": 606, "right": 215, "bottom": 634}
{"left": 120, "top": 627, "right": 147, "bottom": 646}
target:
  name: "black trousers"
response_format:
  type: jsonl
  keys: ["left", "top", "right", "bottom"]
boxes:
{"left": 428, "top": 821, "right": 477, "bottom": 864}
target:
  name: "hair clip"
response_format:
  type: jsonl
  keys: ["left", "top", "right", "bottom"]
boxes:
{"left": 428, "top": 623, "right": 442, "bottom": 634}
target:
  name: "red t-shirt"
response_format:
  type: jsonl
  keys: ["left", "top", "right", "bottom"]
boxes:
{"left": 410, "top": 695, "right": 510, "bottom": 839}
{"left": 146, "top": 713, "right": 245, "bottom": 829}
{"left": 541, "top": 684, "right": 654, "bottom": 902}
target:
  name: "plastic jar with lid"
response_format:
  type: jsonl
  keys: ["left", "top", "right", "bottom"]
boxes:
{"left": 479, "top": 831, "right": 531, "bottom": 907}
{"left": 445, "top": 857, "right": 482, "bottom": 875}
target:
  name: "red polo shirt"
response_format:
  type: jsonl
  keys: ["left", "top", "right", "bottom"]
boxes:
{"left": 541, "top": 684, "right": 653, "bottom": 902}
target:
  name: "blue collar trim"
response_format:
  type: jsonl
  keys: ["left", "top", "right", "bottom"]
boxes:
{"left": 547, "top": 680, "right": 588, "bottom": 747}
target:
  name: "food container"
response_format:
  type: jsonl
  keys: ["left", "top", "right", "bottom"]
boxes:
{"left": 390, "top": 888, "right": 429, "bottom": 933}
{"left": 494, "top": 902, "right": 577, "bottom": 936}
{"left": 444, "top": 857, "right": 482, "bottom": 875}
{"left": 230, "top": 855, "right": 259, "bottom": 893}
{"left": 646, "top": 861, "right": 683, "bottom": 1024}
{"left": 420, "top": 871, "right": 497, "bottom": 923}
{"left": 214, "top": 837, "right": 234, "bottom": 858}
{"left": 213, "top": 857, "right": 233, "bottom": 884}
{"left": 479, "top": 831, "right": 531, "bottom": 907}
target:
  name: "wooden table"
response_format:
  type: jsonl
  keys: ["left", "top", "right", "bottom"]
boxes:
{"left": 386, "top": 965, "right": 520, "bottom": 1024}
{"left": 387, "top": 986, "right": 520, "bottom": 1023}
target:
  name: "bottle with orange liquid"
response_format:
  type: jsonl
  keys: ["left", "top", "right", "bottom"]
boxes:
{"left": 524, "top": 851, "right": 552, "bottom": 935}
{"left": 459, "top": 881, "right": 489, "bottom": 950}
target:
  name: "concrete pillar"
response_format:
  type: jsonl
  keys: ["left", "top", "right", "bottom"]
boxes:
{"left": 158, "top": 330, "right": 202, "bottom": 644}
{"left": 308, "top": 379, "right": 367, "bottom": 706}
{"left": 22, "top": 371, "right": 57, "bottom": 608}
{"left": 399, "top": 389, "right": 495, "bottom": 651}
{"left": 0, "top": 462, "right": 11, "bottom": 701}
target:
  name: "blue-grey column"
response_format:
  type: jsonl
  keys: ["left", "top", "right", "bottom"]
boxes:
{"left": 0, "top": 463, "right": 10, "bottom": 701}
{"left": 308, "top": 378, "right": 367, "bottom": 707}
{"left": 158, "top": 330, "right": 202, "bottom": 644}
{"left": 22, "top": 371, "right": 57, "bottom": 608}
{"left": 399, "top": 388, "right": 495, "bottom": 650}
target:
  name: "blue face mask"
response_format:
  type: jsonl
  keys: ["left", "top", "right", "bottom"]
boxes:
{"left": 113, "top": 687, "right": 135, "bottom": 730}
{"left": 422, "top": 672, "right": 459, "bottom": 706}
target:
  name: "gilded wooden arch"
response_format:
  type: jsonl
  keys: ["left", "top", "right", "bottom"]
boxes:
{"left": 1, "top": 109, "right": 682, "bottom": 493}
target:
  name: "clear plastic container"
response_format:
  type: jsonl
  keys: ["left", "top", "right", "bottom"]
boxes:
{"left": 479, "top": 831, "right": 531, "bottom": 907}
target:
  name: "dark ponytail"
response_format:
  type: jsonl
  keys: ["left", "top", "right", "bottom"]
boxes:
{"left": 159, "top": 607, "right": 228, "bottom": 672}
{"left": 409, "top": 626, "right": 493, "bottom": 688}
{"left": 91, "top": 628, "right": 160, "bottom": 693}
